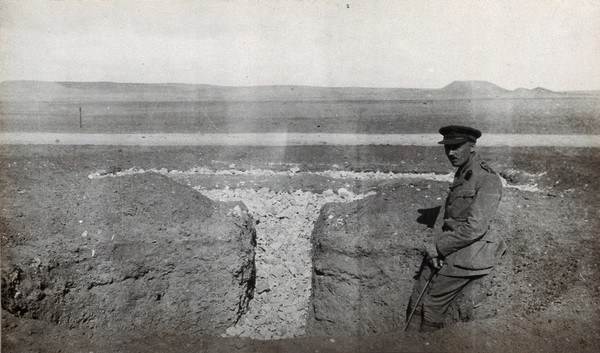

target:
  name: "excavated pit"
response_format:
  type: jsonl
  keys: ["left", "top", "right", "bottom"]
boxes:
{"left": 198, "top": 187, "right": 376, "bottom": 339}
{"left": 3, "top": 162, "right": 581, "bottom": 344}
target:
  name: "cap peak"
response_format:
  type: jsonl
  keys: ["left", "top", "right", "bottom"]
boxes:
{"left": 438, "top": 125, "right": 482, "bottom": 144}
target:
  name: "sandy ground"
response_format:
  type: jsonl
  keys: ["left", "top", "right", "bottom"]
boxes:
{"left": 2, "top": 144, "right": 599, "bottom": 352}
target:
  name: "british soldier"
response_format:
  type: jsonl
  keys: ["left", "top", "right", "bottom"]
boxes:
{"left": 406, "top": 125, "right": 507, "bottom": 331}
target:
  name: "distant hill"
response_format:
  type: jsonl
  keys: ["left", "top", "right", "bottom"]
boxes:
{"left": 0, "top": 80, "right": 595, "bottom": 102}
{"left": 513, "top": 87, "right": 565, "bottom": 98}
{"left": 440, "top": 81, "right": 509, "bottom": 97}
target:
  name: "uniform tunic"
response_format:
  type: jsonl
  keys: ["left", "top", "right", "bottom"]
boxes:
{"left": 408, "top": 152, "right": 506, "bottom": 325}
{"left": 436, "top": 153, "right": 506, "bottom": 277}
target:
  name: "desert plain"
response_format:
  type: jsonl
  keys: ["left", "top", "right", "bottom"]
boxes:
{"left": 1, "top": 81, "right": 599, "bottom": 352}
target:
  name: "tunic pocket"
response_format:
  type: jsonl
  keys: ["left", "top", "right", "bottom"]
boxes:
{"left": 453, "top": 240, "right": 494, "bottom": 270}
{"left": 447, "top": 189, "right": 476, "bottom": 217}
{"left": 453, "top": 237, "right": 506, "bottom": 270}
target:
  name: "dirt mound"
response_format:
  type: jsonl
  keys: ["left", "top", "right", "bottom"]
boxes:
{"left": 308, "top": 179, "right": 599, "bottom": 337}
{"left": 307, "top": 181, "right": 445, "bottom": 336}
{"left": 1, "top": 172, "right": 256, "bottom": 336}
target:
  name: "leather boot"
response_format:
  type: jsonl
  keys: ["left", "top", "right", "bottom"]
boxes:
{"left": 421, "top": 320, "right": 444, "bottom": 332}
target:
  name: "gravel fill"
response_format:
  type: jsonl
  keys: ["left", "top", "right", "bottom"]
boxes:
{"left": 198, "top": 187, "right": 376, "bottom": 339}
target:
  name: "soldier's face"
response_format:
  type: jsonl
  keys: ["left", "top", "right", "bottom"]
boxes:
{"left": 444, "top": 142, "right": 473, "bottom": 167}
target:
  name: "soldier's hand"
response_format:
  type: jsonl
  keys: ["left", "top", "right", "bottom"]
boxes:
{"left": 430, "top": 257, "right": 444, "bottom": 271}
{"left": 423, "top": 241, "right": 438, "bottom": 260}
{"left": 422, "top": 242, "right": 443, "bottom": 270}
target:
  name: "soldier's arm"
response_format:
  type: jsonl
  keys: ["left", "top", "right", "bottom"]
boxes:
{"left": 436, "top": 173, "right": 502, "bottom": 257}
{"left": 421, "top": 194, "right": 446, "bottom": 258}
{"left": 433, "top": 198, "right": 446, "bottom": 230}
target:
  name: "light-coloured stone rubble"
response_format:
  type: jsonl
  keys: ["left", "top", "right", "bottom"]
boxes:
{"left": 197, "top": 187, "right": 375, "bottom": 339}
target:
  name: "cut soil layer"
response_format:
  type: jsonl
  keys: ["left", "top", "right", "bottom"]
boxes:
{"left": 308, "top": 179, "right": 599, "bottom": 337}
{"left": 2, "top": 144, "right": 599, "bottom": 353}
{"left": 1, "top": 173, "right": 256, "bottom": 336}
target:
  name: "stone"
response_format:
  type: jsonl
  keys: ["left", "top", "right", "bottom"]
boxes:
{"left": 256, "top": 280, "right": 271, "bottom": 294}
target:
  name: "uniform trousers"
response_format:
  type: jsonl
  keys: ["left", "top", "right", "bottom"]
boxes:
{"left": 407, "top": 264, "right": 479, "bottom": 325}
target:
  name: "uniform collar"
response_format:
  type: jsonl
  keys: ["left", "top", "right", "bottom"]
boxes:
{"left": 456, "top": 153, "right": 480, "bottom": 178}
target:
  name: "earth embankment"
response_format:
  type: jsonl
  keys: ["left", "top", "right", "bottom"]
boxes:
{"left": 1, "top": 172, "right": 256, "bottom": 336}
{"left": 308, "top": 176, "right": 599, "bottom": 339}
{"left": 308, "top": 181, "right": 444, "bottom": 336}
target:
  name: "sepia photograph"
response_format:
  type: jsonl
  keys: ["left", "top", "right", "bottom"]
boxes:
{"left": 1, "top": 0, "right": 599, "bottom": 352}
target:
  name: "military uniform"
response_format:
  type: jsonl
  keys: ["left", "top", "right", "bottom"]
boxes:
{"left": 436, "top": 152, "right": 506, "bottom": 277}
{"left": 407, "top": 126, "right": 506, "bottom": 330}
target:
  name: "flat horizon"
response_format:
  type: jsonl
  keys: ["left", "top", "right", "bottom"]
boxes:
{"left": 2, "top": 1, "right": 599, "bottom": 92}
{"left": 2, "top": 79, "right": 599, "bottom": 92}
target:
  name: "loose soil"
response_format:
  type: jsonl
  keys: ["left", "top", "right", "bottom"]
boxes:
{"left": 2, "top": 144, "right": 599, "bottom": 352}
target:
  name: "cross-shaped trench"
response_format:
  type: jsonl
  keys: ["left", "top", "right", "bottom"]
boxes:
{"left": 198, "top": 187, "right": 375, "bottom": 339}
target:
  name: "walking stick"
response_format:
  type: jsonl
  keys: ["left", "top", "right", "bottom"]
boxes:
{"left": 404, "top": 265, "right": 440, "bottom": 331}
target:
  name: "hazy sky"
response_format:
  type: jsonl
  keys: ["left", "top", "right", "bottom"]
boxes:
{"left": 1, "top": 0, "right": 599, "bottom": 90}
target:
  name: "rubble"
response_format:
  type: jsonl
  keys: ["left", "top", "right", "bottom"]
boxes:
{"left": 198, "top": 187, "right": 376, "bottom": 339}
